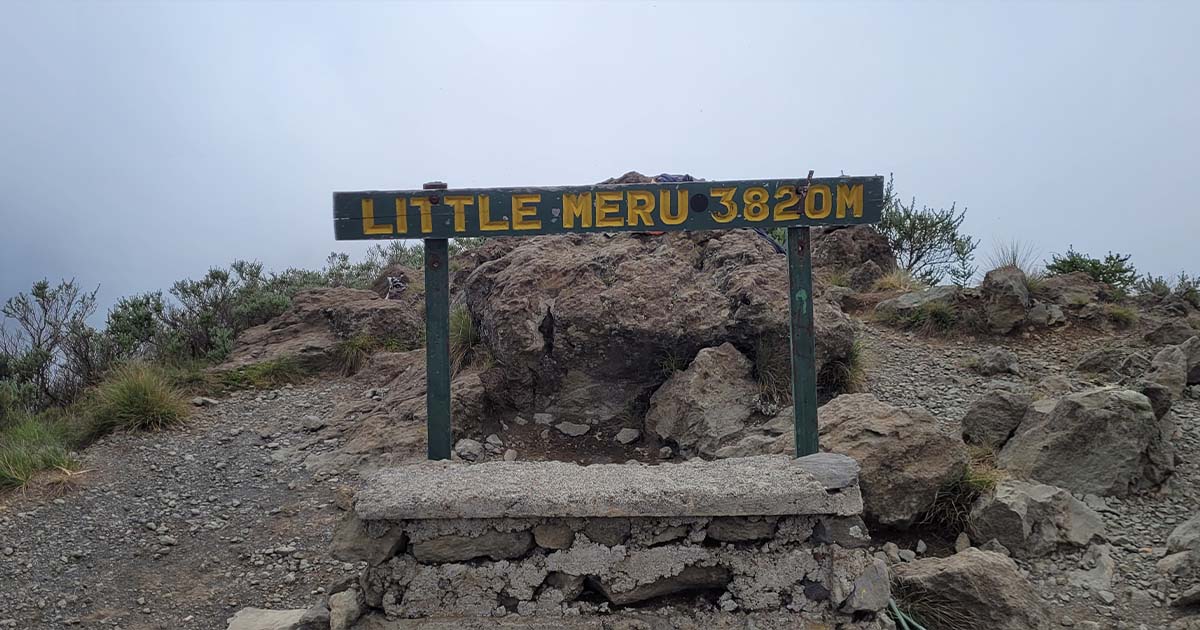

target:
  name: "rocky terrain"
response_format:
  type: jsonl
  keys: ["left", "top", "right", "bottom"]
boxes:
{"left": 2, "top": 223, "right": 1199, "bottom": 629}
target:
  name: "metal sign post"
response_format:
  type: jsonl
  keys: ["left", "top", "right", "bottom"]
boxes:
{"left": 333, "top": 176, "right": 884, "bottom": 460}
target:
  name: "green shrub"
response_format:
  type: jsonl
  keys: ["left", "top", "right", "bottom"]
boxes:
{"left": 880, "top": 301, "right": 959, "bottom": 335}
{"left": 877, "top": 175, "right": 979, "bottom": 285}
{"left": 333, "top": 335, "right": 379, "bottom": 376}
{"left": 449, "top": 306, "right": 479, "bottom": 375}
{"left": 1045, "top": 247, "right": 1137, "bottom": 293}
{"left": 1136, "top": 272, "right": 1200, "bottom": 307}
{"left": 0, "top": 413, "right": 76, "bottom": 489}
{"left": 921, "top": 453, "right": 1002, "bottom": 533}
{"left": 87, "top": 363, "right": 188, "bottom": 437}
{"left": 818, "top": 339, "right": 867, "bottom": 394}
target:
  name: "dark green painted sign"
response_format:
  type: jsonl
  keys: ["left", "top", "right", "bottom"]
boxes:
{"left": 333, "top": 176, "right": 884, "bottom": 240}
{"left": 332, "top": 175, "right": 883, "bottom": 462}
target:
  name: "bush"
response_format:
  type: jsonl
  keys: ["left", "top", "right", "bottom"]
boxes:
{"left": 1045, "top": 247, "right": 1137, "bottom": 293}
{"left": 877, "top": 175, "right": 979, "bottom": 285}
{"left": 1104, "top": 304, "right": 1138, "bottom": 329}
{"left": 216, "top": 358, "right": 309, "bottom": 391}
{"left": 333, "top": 335, "right": 379, "bottom": 376}
{"left": 1135, "top": 272, "right": 1200, "bottom": 307}
{"left": 818, "top": 339, "right": 867, "bottom": 395}
{"left": 87, "top": 363, "right": 188, "bottom": 437}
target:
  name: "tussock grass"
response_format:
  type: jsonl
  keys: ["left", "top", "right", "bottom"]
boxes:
{"left": 1104, "top": 304, "right": 1138, "bottom": 329}
{"left": 87, "top": 363, "right": 189, "bottom": 437}
{"left": 819, "top": 339, "right": 868, "bottom": 395}
{"left": 0, "top": 414, "right": 77, "bottom": 490}
{"left": 656, "top": 349, "right": 689, "bottom": 379}
{"left": 892, "top": 581, "right": 977, "bottom": 630}
{"left": 872, "top": 268, "right": 927, "bottom": 293}
{"left": 878, "top": 301, "right": 959, "bottom": 336}
{"left": 217, "top": 358, "right": 309, "bottom": 390}
{"left": 753, "top": 336, "right": 792, "bottom": 404}
{"left": 919, "top": 447, "right": 1004, "bottom": 534}
{"left": 449, "top": 305, "right": 479, "bottom": 375}
{"left": 333, "top": 335, "right": 379, "bottom": 376}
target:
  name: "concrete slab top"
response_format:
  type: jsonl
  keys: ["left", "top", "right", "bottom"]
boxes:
{"left": 354, "top": 453, "right": 862, "bottom": 521}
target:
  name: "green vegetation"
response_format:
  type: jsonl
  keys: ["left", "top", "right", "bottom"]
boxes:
{"left": 86, "top": 363, "right": 188, "bottom": 438}
{"left": 871, "top": 268, "right": 927, "bottom": 293}
{"left": 1135, "top": 272, "right": 1200, "bottom": 307}
{"left": 879, "top": 302, "right": 959, "bottom": 335}
{"left": 986, "top": 239, "right": 1046, "bottom": 293}
{"left": 921, "top": 450, "right": 1002, "bottom": 533}
{"left": 753, "top": 336, "right": 792, "bottom": 403}
{"left": 877, "top": 175, "right": 979, "bottom": 285}
{"left": 656, "top": 349, "right": 689, "bottom": 378}
{"left": 448, "top": 305, "right": 480, "bottom": 375}
{"left": 818, "top": 339, "right": 867, "bottom": 394}
{"left": 892, "top": 582, "right": 975, "bottom": 630}
{"left": 0, "top": 413, "right": 77, "bottom": 490}
{"left": 1045, "top": 246, "right": 1137, "bottom": 294}
{"left": 1104, "top": 304, "right": 1138, "bottom": 329}
{"left": 216, "top": 358, "right": 310, "bottom": 391}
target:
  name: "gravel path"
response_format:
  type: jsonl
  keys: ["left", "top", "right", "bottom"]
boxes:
{"left": 0, "top": 382, "right": 362, "bottom": 629}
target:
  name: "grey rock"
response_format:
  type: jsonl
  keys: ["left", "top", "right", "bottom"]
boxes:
{"left": 1169, "top": 514, "right": 1200, "bottom": 554}
{"left": 1180, "top": 336, "right": 1200, "bottom": 385}
{"left": 533, "top": 413, "right": 554, "bottom": 425}
{"left": 1026, "top": 302, "right": 1066, "bottom": 327}
{"left": 502, "top": 448, "right": 518, "bottom": 462}
{"left": 980, "top": 539, "right": 1011, "bottom": 556}
{"left": 411, "top": 530, "right": 533, "bottom": 563}
{"left": 555, "top": 421, "right": 591, "bottom": 437}
{"left": 596, "top": 565, "right": 732, "bottom": 605}
{"left": 453, "top": 438, "right": 484, "bottom": 462}
{"left": 225, "top": 608, "right": 306, "bottom": 630}
{"left": 968, "top": 479, "right": 1105, "bottom": 558}
{"left": 817, "top": 394, "right": 967, "bottom": 528}
{"left": 975, "top": 347, "right": 1021, "bottom": 377}
{"left": 955, "top": 532, "right": 972, "bottom": 553}
{"left": 1035, "top": 272, "right": 1106, "bottom": 308}
{"left": 706, "top": 517, "right": 777, "bottom": 542}
{"left": 812, "top": 516, "right": 872, "bottom": 549}
{"left": 614, "top": 428, "right": 641, "bottom": 444}
{"left": 875, "top": 285, "right": 962, "bottom": 321}
{"left": 582, "top": 518, "right": 631, "bottom": 547}
{"left": 998, "top": 387, "right": 1173, "bottom": 497}
{"left": 294, "top": 603, "right": 330, "bottom": 630}
{"left": 891, "top": 548, "right": 1052, "bottom": 630}
{"left": 301, "top": 414, "right": 326, "bottom": 432}
{"left": 644, "top": 343, "right": 757, "bottom": 458}
{"left": 962, "top": 382, "right": 1033, "bottom": 448}
{"left": 532, "top": 523, "right": 575, "bottom": 550}
{"left": 329, "top": 514, "right": 406, "bottom": 565}
{"left": 355, "top": 454, "right": 864, "bottom": 520}
{"left": 1174, "top": 584, "right": 1200, "bottom": 608}
{"left": 981, "top": 266, "right": 1032, "bottom": 334}
{"left": 1146, "top": 320, "right": 1197, "bottom": 346}
{"left": 842, "top": 558, "right": 891, "bottom": 613}
{"left": 328, "top": 590, "right": 363, "bottom": 630}
{"left": 1137, "top": 345, "right": 1188, "bottom": 419}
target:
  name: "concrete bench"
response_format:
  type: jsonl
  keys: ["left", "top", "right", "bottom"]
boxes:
{"left": 334, "top": 454, "right": 890, "bottom": 627}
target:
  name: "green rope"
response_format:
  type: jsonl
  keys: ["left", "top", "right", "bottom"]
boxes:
{"left": 888, "top": 598, "right": 929, "bottom": 630}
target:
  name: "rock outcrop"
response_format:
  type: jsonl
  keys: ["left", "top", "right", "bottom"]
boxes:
{"left": 891, "top": 548, "right": 1052, "bottom": 630}
{"left": 998, "top": 387, "right": 1174, "bottom": 497}
{"left": 961, "top": 382, "right": 1033, "bottom": 449}
{"left": 223, "top": 287, "right": 425, "bottom": 371}
{"left": 981, "top": 267, "right": 1032, "bottom": 335}
{"left": 461, "top": 230, "right": 856, "bottom": 429}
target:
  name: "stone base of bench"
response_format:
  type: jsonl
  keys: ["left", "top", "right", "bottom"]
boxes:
{"left": 335, "top": 454, "right": 890, "bottom": 626}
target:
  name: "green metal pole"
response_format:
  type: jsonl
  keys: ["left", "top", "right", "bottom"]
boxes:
{"left": 423, "top": 182, "right": 452, "bottom": 461}
{"left": 787, "top": 226, "right": 819, "bottom": 457}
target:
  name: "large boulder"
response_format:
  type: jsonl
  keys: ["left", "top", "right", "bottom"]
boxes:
{"left": 223, "top": 287, "right": 425, "bottom": 370}
{"left": 811, "top": 225, "right": 895, "bottom": 271}
{"left": 874, "top": 285, "right": 962, "bottom": 323}
{"left": 461, "top": 231, "right": 855, "bottom": 427}
{"left": 973, "top": 347, "right": 1021, "bottom": 377}
{"left": 891, "top": 548, "right": 1051, "bottom": 630}
{"left": 644, "top": 343, "right": 763, "bottom": 458}
{"left": 1146, "top": 320, "right": 1198, "bottom": 346}
{"left": 998, "top": 387, "right": 1174, "bottom": 497}
{"left": 981, "top": 267, "right": 1032, "bottom": 334}
{"left": 1179, "top": 336, "right": 1200, "bottom": 385}
{"left": 816, "top": 394, "right": 968, "bottom": 528}
{"left": 1169, "top": 514, "right": 1200, "bottom": 555}
{"left": 961, "top": 382, "right": 1033, "bottom": 449}
{"left": 967, "top": 479, "right": 1105, "bottom": 558}
{"left": 1136, "top": 345, "right": 1189, "bottom": 419}
{"left": 225, "top": 608, "right": 307, "bottom": 630}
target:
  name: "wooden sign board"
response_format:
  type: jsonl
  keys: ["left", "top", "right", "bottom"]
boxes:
{"left": 333, "top": 177, "right": 884, "bottom": 240}
{"left": 333, "top": 175, "right": 885, "bottom": 462}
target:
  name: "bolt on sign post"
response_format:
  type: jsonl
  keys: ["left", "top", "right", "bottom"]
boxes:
{"left": 333, "top": 176, "right": 884, "bottom": 460}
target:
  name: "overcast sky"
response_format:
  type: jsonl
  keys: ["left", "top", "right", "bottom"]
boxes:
{"left": 1, "top": 1, "right": 1197, "bottom": 315}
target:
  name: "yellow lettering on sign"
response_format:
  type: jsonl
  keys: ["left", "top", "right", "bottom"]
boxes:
{"left": 595, "top": 191, "right": 624, "bottom": 228}
{"left": 445, "top": 195, "right": 474, "bottom": 232}
{"left": 710, "top": 187, "right": 738, "bottom": 223}
{"left": 563, "top": 193, "right": 593, "bottom": 228}
{"left": 660, "top": 190, "right": 688, "bottom": 225}
{"left": 773, "top": 185, "right": 800, "bottom": 221}
{"left": 836, "top": 184, "right": 864, "bottom": 218}
{"left": 360, "top": 198, "right": 393, "bottom": 235}
{"left": 511, "top": 193, "right": 542, "bottom": 230}
{"left": 478, "top": 194, "right": 508, "bottom": 231}
{"left": 627, "top": 191, "right": 655, "bottom": 227}
{"left": 743, "top": 187, "right": 769, "bottom": 221}
{"left": 410, "top": 197, "right": 434, "bottom": 233}
{"left": 394, "top": 198, "right": 408, "bottom": 234}
{"left": 805, "top": 184, "right": 832, "bottom": 219}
